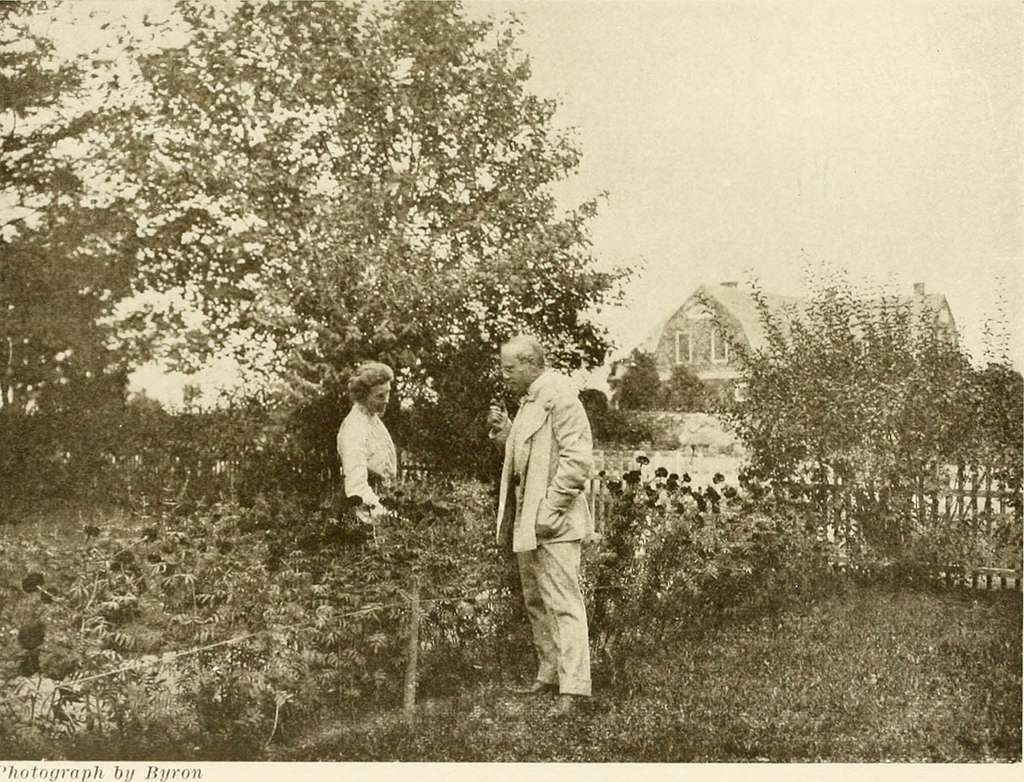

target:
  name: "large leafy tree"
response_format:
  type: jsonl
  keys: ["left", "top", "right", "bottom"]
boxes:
{"left": 0, "top": 0, "right": 130, "bottom": 494}
{"left": 109, "top": 0, "right": 625, "bottom": 469}
{"left": 0, "top": 1, "right": 138, "bottom": 419}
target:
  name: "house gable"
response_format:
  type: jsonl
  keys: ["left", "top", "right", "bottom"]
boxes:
{"left": 648, "top": 285, "right": 752, "bottom": 382}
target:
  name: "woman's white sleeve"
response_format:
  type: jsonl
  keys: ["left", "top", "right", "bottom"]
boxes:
{"left": 338, "top": 418, "right": 380, "bottom": 507}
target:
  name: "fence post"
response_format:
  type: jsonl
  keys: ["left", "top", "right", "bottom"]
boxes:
{"left": 983, "top": 468, "right": 993, "bottom": 535}
{"left": 403, "top": 575, "right": 421, "bottom": 727}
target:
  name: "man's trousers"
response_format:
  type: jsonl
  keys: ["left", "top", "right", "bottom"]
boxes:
{"left": 516, "top": 541, "right": 592, "bottom": 696}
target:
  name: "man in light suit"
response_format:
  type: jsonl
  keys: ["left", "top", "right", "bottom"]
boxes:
{"left": 487, "top": 334, "right": 594, "bottom": 715}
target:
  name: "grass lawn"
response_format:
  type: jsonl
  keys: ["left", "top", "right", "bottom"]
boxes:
{"left": 276, "top": 583, "right": 1022, "bottom": 762}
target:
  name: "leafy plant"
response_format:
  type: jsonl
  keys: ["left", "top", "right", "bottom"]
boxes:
{"left": 0, "top": 477, "right": 520, "bottom": 756}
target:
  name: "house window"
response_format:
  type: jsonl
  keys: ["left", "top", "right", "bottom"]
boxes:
{"left": 675, "top": 331, "right": 693, "bottom": 364}
{"left": 711, "top": 330, "right": 729, "bottom": 363}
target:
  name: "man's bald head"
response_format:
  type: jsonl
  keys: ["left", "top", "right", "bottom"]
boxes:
{"left": 500, "top": 334, "right": 547, "bottom": 396}
{"left": 501, "top": 334, "right": 547, "bottom": 369}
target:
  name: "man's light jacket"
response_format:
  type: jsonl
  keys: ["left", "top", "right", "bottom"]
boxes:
{"left": 493, "top": 370, "right": 595, "bottom": 553}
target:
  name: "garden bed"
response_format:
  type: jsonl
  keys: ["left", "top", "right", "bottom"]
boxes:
{"left": 2, "top": 478, "right": 1020, "bottom": 762}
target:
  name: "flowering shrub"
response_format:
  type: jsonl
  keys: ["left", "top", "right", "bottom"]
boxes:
{"left": 584, "top": 458, "right": 838, "bottom": 683}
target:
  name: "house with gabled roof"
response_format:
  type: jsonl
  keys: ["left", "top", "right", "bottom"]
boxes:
{"left": 608, "top": 280, "right": 958, "bottom": 405}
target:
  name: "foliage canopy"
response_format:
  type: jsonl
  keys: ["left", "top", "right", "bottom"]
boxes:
{"left": 714, "top": 276, "right": 1022, "bottom": 494}
{"left": 3, "top": 0, "right": 628, "bottom": 474}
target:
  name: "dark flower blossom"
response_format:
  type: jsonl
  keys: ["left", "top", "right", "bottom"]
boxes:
{"left": 111, "top": 550, "right": 136, "bottom": 573}
{"left": 623, "top": 470, "right": 642, "bottom": 486}
{"left": 654, "top": 467, "right": 668, "bottom": 478}
{"left": 681, "top": 473, "right": 691, "bottom": 483}
{"left": 635, "top": 454, "right": 650, "bottom": 465}
{"left": 21, "top": 572, "right": 44, "bottom": 594}
{"left": 18, "top": 650, "right": 40, "bottom": 676}
{"left": 713, "top": 473, "right": 725, "bottom": 484}
{"left": 17, "top": 620, "right": 46, "bottom": 650}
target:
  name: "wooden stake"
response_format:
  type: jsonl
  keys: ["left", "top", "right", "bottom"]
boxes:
{"left": 403, "top": 575, "right": 420, "bottom": 727}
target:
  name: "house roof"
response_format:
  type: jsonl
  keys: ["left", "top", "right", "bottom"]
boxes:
{"left": 638, "top": 311, "right": 677, "bottom": 354}
{"left": 641, "top": 282, "right": 956, "bottom": 356}
{"left": 640, "top": 283, "right": 808, "bottom": 354}
{"left": 696, "top": 284, "right": 807, "bottom": 352}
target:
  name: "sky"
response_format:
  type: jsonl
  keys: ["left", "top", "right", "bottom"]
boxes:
{"left": 468, "top": 0, "right": 1022, "bottom": 367}
{"left": 23, "top": 0, "right": 1024, "bottom": 403}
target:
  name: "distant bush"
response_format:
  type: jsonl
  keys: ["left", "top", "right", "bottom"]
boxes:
{"left": 614, "top": 350, "right": 663, "bottom": 412}
{"left": 659, "top": 364, "right": 709, "bottom": 412}
{"left": 582, "top": 405, "right": 656, "bottom": 448}
{"left": 0, "top": 395, "right": 342, "bottom": 508}
{"left": 611, "top": 350, "right": 711, "bottom": 414}
{"left": 713, "top": 276, "right": 1022, "bottom": 494}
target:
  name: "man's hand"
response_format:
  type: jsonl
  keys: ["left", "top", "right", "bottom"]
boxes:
{"left": 486, "top": 404, "right": 511, "bottom": 441}
{"left": 535, "top": 499, "right": 570, "bottom": 540}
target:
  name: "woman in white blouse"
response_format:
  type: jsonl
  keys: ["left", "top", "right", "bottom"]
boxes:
{"left": 336, "top": 361, "right": 398, "bottom": 520}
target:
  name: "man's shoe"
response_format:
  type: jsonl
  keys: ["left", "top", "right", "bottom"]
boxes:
{"left": 510, "top": 680, "right": 557, "bottom": 696}
{"left": 548, "top": 693, "right": 588, "bottom": 716}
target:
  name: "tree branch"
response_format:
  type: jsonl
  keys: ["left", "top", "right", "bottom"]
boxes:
{"left": 0, "top": 209, "right": 41, "bottom": 231}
